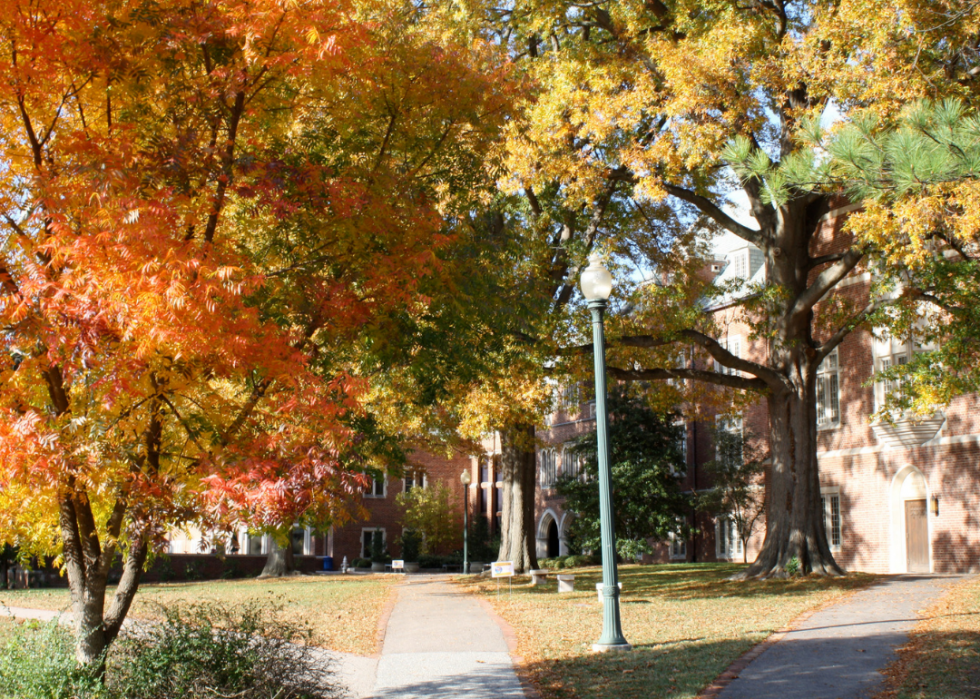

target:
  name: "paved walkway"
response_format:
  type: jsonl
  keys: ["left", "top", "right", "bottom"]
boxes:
{"left": 372, "top": 575, "right": 525, "bottom": 699}
{"left": 717, "top": 574, "right": 968, "bottom": 699}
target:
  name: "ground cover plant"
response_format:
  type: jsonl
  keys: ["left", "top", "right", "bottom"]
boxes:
{"left": 458, "top": 563, "right": 876, "bottom": 699}
{"left": 0, "top": 574, "right": 399, "bottom": 656}
{"left": 0, "top": 602, "right": 339, "bottom": 699}
{"left": 874, "top": 576, "right": 980, "bottom": 699}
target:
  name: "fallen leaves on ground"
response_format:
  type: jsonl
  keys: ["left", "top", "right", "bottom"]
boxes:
{"left": 458, "top": 563, "right": 876, "bottom": 699}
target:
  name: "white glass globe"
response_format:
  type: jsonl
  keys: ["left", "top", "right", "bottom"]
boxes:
{"left": 580, "top": 254, "right": 614, "bottom": 301}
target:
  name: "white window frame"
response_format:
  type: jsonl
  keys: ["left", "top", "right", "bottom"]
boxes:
{"left": 715, "top": 335, "right": 741, "bottom": 376}
{"left": 540, "top": 448, "right": 558, "bottom": 489}
{"left": 404, "top": 471, "right": 427, "bottom": 492}
{"left": 560, "top": 383, "right": 581, "bottom": 413}
{"left": 816, "top": 348, "right": 841, "bottom": 430}
{"left": 365, "top": 476, "right": 386, "bottom": 498}
{"left": 715, "top": 514, "right": 744, "bottom": 560}
{"left": 715, "top": 414, "right": 744, "bottom": 461}
{"left": 361, "top": 527, "right": 386, "bottom": 559}
{"left": 820, "top": 487, "right": 842, "bottom": 551}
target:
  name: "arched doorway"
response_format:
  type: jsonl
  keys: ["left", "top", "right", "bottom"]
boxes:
{"left": 547, "top": 520, "right": 560, "bottom": 558}
{"left": 890, "top": 466, "right": 931, "bottom": 573}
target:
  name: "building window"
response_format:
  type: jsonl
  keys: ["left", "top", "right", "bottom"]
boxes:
{"left": 361, "top": 528, "right": 385, "bottom": 559}
{"left": 540, "top": 448, "right": 557, "bottom": 488}
{"left": 246, "top": 533, "right": 265, "bottom": 555}
{"left": 404, "top": 471, "right": 426, "bottom": 491}
{"left": 729, "top": 250, "right": 748, "bottom": 279}
{"left": 291, "top": 526, "right": 310, "bottom": 556}
{"left": 669, "top": 519, "right": 686, "bottom": 559}
{"left": 816, "top": 348, "right": 841, "bottom": 429}
{"left": 560, "top": 383, "right": 581, "bottom": 413}
{"left": 673, "top": 421, "right": 688, "bottom": 476}
{"left": 821, "top": 489, "right": 842, "bottom": 550}
{"left": 716, "top": 515, "right": 743, "bottom": 559}
{"left": 366, "top": 476, "right": 386, "bottom": 498}
{"left": 715, "top": 336, "right": 741, "bottom": 376}
{"left": 583, "top": 400, "right": 596, "bottom": 420}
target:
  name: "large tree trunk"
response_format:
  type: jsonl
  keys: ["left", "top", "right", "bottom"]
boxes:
{"left": 740, "top": 354, "right": 844, "bottom": 578}
{"left": 60, "top": 490, "right": 148, "bottom": 672}
{"left": 497, "top": 423, "right": 539, "bottom": 573}
{"left": 260, "top": 537, "right": 295, "bottom": 578}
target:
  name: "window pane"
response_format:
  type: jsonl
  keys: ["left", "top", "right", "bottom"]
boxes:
{"left": 831, "top": 495, "right": 841, "bottom": 547}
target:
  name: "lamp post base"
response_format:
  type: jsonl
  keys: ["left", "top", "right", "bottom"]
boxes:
{"left": 591, "top": 642, "right": 633, "bottom": 653}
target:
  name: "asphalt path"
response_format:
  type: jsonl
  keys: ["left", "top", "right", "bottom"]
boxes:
{"left": 718, "top": 574, "right": 968, "bottom": 699}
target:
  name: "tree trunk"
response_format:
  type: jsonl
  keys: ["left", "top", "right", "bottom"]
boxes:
{"left": 260, "top": 537, "right": 295, "bottom": 578}
{"left": 60, "top": 490, "right": 148, "bottom": 673}
{"left": 497, "top": 423, "right": 538, "bottom": 573}
{"left": 740, "top": 367, "right": 844, "bottom": 578}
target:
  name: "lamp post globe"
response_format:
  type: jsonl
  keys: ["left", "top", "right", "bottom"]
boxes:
{"left": 460, "top": 470, "right": 472, "bottom": 573}
{"left": 580, "top": 254, "right": 631, "bottom": 652}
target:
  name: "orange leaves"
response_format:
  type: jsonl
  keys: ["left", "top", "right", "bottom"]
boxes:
{"left": 0, "top": 0, "right": 517, "bottom": 559}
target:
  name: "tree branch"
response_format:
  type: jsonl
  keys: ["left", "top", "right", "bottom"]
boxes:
{"left": 662, "top": 183, "right": 764, "bottom": 246}
{"left": 607, "top": 365, "right": 769, "bottom": 392}
{"left": 791, "top": 247, "right": 864, "bottom": 320}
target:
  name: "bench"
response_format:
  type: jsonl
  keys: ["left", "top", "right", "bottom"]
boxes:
{"left": 557, "top": 574, "right": 575, "bottom": 593}
{"left": 529, "top": 569, "right": 549, "bottom": 586}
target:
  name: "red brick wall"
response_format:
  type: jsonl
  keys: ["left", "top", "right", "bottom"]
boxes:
{"left": 328, "top": 449, "right": 472, "bottom": 565}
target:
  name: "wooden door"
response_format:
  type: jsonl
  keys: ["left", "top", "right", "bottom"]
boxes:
{"left": 905, "top": 499, "right": 929, "bottom": 573}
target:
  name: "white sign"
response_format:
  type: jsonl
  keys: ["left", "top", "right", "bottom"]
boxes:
{"left": 491, "top": 561, "right": 515, "bottom": 578}
{"left": 391, "top": 560, "right": 404, "bottom": 570}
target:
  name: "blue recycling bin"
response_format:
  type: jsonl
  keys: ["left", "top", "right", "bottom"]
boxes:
{"left": 322, "top": 556, "right": 334, "bottom": 571}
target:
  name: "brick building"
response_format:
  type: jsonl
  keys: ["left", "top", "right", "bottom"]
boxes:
{"left": 532, "top": 205, "right": 980, "bottom": 574}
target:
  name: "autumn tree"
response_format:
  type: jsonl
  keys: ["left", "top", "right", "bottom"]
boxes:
{"left": 0, "top": 0, "right": 512, "bottom": 666}
{"left": 460, "top": 0, "right": 980, "bottom": 577}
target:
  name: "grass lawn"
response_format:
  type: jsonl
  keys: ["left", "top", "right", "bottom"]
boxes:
{"left": 459, "top": 562, "right": 877, "bottom": 699}
{"left": 0, "top": 574, "right": 401, "bottom": 656}
{"left": 875, "top": 575, "right": 980, "bottom": 699}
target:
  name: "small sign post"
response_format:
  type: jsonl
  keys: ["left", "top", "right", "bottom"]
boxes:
{"left": 391, "top": 560, "right": 404, "bottom": 573}
{"left": 491, "top": 561, "right": 515, "bottom": 597}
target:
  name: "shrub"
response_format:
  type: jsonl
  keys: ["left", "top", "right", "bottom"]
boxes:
{"left": 111, "top": 601, "right": 337, "bottom": 699}
{"left": 786, "top": 556, "right": 802, "bottom": 577}
{"left": 0, "top": 619, "right": 105, "bottom": 699}
{"left": 0, "top": 604, "right": 340, "bottom": 699}
{"left": 221, "top": 560, "right": 243, "bottom": 580}
{"left": 184, "top": 560, "right": 204, "bottom": 581}
{"left": 350, "top": 558, "right": 371, "bottom": 569}
{"left": 156, "top": 556, "right": 176, "bottom": 583}
{"left": 539, "top": 558, "right": 561, "bottom": 570}
{"left": 564, "top": 554, "right": 598, "bottom": 568}
{"left": 400, "top": 530, "right": 421, "bottom": 562}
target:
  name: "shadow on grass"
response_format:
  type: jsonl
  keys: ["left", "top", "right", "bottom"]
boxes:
{"left": 497, "top": 563, "right": 878, "bottom": 603}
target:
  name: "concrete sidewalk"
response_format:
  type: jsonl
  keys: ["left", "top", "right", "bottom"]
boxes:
{"left": 372, "top": 575, "right": 525, "bottom": 699}
{"left": 716, "top": 574, "right": 968, "bottom": 699}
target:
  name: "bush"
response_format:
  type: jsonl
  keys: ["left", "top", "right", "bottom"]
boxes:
{"left": 156, "top": 556, "right": 176, "bottom": 583}
{"left": 184, "top": 560, "right": 204, "bottom": 581}
{"left": 350, "top": 558, "right": 371, "bottom": 569}
{"left": 0, "top": 620, "right": 105, "bottom": 698}
{"left": 564, "top": 554, "right": 598, "bottom": 568}
{"left": 112, "top": 601, "right": 337, "bottom": 699}
{"left": 400, "top": 530, "right": 421, "bottom": 562}
{"left": 0, "top": 603, "right": 340, "bottom": 699}
{"left": 221, "top": 559, "right": 244, "bottom": 580}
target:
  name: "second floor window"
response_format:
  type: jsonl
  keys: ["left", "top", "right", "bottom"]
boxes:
{"left": 404, "top": 471, "right": 426, "bottom": 491}
{"left": 540, "top": 449, "right": 557, "bottom": 488}
{"left": 816, "top": 348, "right": 841, "bottom": 429}
{"left": 715, "top": 336, "right": 741, "bottom": 376}
{"left": 366, "top": 477, "right": 385, "bottom": 498}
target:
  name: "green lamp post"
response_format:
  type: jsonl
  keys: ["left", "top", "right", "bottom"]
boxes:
{"left": 580, "top": 254, "right": 631, "bottom": 652}
{"left": 460, "top": 469, "right": 472, "bottom": 573}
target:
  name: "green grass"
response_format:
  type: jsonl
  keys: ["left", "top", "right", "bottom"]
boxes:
{"left": 1, "top": 574, "right": 400, "bottom": 656}
{"left": 459, "top": 562, "right": 877, "bottom": 699}
{"left": 875, "top": 576, "right": 980, "bottom": 699}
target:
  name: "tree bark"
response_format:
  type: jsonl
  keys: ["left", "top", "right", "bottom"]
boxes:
{"left": 738, "top": 354, "right": 844, "bottom": 578}
{"left": 497, "top": 423, "right": 539, "bottom": 573}
{"left": 260, "top": 537, "right": 295, "bottom": 578}
{"left": 59, "top": 489, "right": 147, "bottom": 673}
